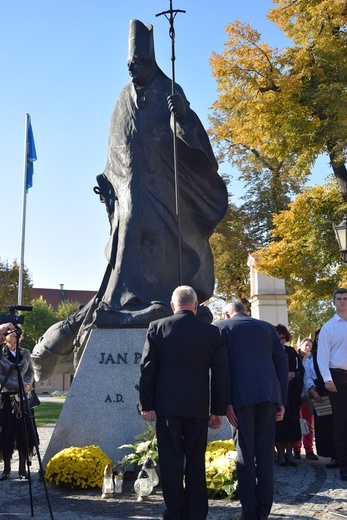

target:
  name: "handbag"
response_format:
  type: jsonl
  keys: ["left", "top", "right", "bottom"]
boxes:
{"left": 29, "top": 389, "right": 41, "bottom": 408}
{"left": 311, "top": 394, "right": 332, "bottom": 416}
{"left": 10, "top": 389, "right": 41, "bottom": 418}
{"left": 300, "top": 417, "right": 310, "bottom": 436}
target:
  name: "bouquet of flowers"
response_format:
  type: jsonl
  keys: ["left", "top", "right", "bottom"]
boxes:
{"left": 45, "top": 445, "right": 111, "bottom": 489}
{"left": 205, "top": 440, "right": 238, "bottom": 498}
{"left": 117, "top": 422, "right": 158, "bottom": 469}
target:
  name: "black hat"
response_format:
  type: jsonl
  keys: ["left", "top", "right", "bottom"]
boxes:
{"left": 128, "top": 20, "right": 155, "bottom": 62}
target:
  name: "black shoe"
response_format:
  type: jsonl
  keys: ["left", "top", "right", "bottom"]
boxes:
{"left": 0, "top": 473, "right": 10, "bottom": 481}
{"left": 293, "top": 451, "right": 301, "bottom": 460}
{"left": 306, "top": 452, "right": 319, "bottom": 460}
{"left": 285, "top": 455, "right": 297, "bottom": 467}
{"left": 326, "top": 459, "right": 339, "bottom": 469}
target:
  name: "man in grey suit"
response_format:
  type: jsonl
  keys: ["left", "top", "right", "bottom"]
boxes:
{"left": 215, "top": 301, "right": 288, "bottom": 520}
{"left": 139, "top": 286, "right": 227, "bottom": 520}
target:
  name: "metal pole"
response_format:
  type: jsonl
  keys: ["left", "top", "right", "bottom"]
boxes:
{"left": 156, "top": 1, "right": 186, "bottom": 286}
{"left": 18, "top": 114, "right": 30, "bottom": 306}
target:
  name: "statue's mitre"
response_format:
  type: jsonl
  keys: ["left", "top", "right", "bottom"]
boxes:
{"left": 128, "top": 19, "right": 155, "bottom": 62}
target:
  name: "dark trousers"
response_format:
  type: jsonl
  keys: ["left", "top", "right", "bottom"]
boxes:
{"left": 232, "top": 402, "right": 277, "bottom": 520}
{"left": 156, "top": 416, "right": 208, "bottom": 520}
{"left": 330, "top": 369, "right": 347, "bottom": 468}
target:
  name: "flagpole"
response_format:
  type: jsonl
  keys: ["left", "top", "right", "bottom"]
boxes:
{"left": 18, "top": 113, "right": 30, "bottom": 306}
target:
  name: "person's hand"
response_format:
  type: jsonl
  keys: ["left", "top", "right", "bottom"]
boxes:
{"left": 24, "top": 382, "right": 31, "bottom": 392}
{"left": 167, "top": 94, "right": 186, "bottom": 119}
{"left": 0, "top": 323, "right": 16, "bottom": 342}
{"left": 310, "top": 388, "right": 324, "bottom": 402}
{"left": 288, "top": 371, "right": 295, "bottom": 381}
{"left": 226, "top": 404, "right": 238, "bottom": 429}
{"left": 208, "top": 414, "right": 222, "bottom": 429}
{"left": 276, "top": 405, "right": 285, "bottom": 422}
{"left": 325, "top": 381, "right": 337, "bottom": 393}
{"left": 141, "top": 410, "right": 157, "bottom": 422}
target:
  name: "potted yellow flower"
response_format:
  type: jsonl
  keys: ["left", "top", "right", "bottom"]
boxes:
{"left": 205, "top": 440, "right": 238, "bottom": 498}
{"left": 45, "top": 445, "right": 111, "bottom": 489}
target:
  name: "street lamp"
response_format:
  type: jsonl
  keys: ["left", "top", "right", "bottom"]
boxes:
{"left": 333, "top": 215, "right": 347, "bottom": 264}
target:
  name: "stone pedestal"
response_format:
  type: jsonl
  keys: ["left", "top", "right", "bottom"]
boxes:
{"left": 43, "top": 328, "right": 146, "bottom": 466}
{"left": 43, "top": 328, "right": 231, "bottom": 467}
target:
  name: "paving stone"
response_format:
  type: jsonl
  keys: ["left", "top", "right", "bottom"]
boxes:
{"left": 0, "top": 420, "right": 346, "bottom": 519}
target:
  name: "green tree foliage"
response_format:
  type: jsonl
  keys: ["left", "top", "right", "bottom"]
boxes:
{"left": 0, "top": 260, "right": 82, "bottom": 351}
{"left": 22, "top": 297, "right": 81, "bottom": 351}
{"left": 210, "top": 203, "right": 254, "bottom": 306}
{"left": 256, "top": 178, "right": 347, "bottom": 336}
{"left": 21, "top": 297, "right": 56, "bottom": 351}
{"left": 55, "top": 300, "right": 80, "bottom": 322}
{"left": 0, "top": 259, "right": 33, "bottom": 311}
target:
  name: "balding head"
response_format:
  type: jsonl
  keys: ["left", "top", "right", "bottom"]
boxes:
{"left": 171, "top": 286, "right": 198, "bottom": 314}
{"left": 222, "top": 300, "right": 246, "bottom": 319}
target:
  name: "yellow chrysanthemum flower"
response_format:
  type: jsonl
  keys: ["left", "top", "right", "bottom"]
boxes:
{"left": 45, "top": 445, "right": 111, "bottom": 489}
{"left": 205, "top": 440, "right": 238, "bottom": 498}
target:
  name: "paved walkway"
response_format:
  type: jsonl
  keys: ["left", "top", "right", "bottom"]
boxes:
{"left": 0, "top": 411, "right": 346, "bottom": 519}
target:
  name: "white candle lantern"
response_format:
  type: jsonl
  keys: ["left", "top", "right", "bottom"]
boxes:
{"left": 134, "top": 468, "right": 153, "bottom": 501}
{"left": 143, "top": 458, "right": 159, "bottom": 488}
{"left": 101, "top": 463, "right": 115, "bottom": 499}
{"left": 113, "top": 468, "right": 123, "bottom": 494}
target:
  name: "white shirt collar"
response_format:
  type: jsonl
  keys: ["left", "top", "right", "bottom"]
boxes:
{"left": 334, "top": 313, "right": 347, "bottom": 322}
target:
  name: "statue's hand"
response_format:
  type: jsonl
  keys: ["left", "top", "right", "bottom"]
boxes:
{"left": 167, "top": 94, "right": 186, "bottom": 119}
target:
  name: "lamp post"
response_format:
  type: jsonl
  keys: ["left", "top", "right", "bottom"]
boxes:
{"left": 333, "top": 214, "right": 347, "bottom": 264}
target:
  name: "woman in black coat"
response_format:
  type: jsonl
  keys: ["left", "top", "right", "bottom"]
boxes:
{"left": 275, "top": 324, "right": 304, "bottom": 466}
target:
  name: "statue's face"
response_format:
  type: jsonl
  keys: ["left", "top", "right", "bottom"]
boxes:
{"left": 128, "top": 56, "right": 156, "bottom": 87}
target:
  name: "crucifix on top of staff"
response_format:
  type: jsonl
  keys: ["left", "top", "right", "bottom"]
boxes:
{"left": 156, "top": 0, "right": 186, "bottom": 286}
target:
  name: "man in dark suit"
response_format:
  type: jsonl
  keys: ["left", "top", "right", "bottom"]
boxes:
{"left": 139, "top": 286, "right": 227, "bottom": 520}
{"left": 215, "top": 301, "right": 288, "bottom": 520}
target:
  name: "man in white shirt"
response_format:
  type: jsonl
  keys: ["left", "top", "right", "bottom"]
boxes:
{"left": 317, "top": 288, "right": 347, "bottom": 481}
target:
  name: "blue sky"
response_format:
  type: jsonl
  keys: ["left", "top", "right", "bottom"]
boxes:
{"left": 1, "top": 1, "right": 331, "bottom": 293}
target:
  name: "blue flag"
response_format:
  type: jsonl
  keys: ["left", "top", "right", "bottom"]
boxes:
{"left": 26, "top": 121, "right": 37, "bottom": 192}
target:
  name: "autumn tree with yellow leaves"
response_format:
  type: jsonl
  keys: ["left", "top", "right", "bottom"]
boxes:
{"left": 210, "top": 0, "right": 347, "bottom": 201}
{"left": 210, "top": 0, "right": 347, "bottom": 320}
{"left": 257, "top": 179, "right": 347, "bottom": 335}
{"left": 210, "top": 202, "right": 254, "bottom": 306}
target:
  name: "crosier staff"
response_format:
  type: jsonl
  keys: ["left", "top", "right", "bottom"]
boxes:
{"left": 156, "top": 0, "right": 186, "bottom": 286}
